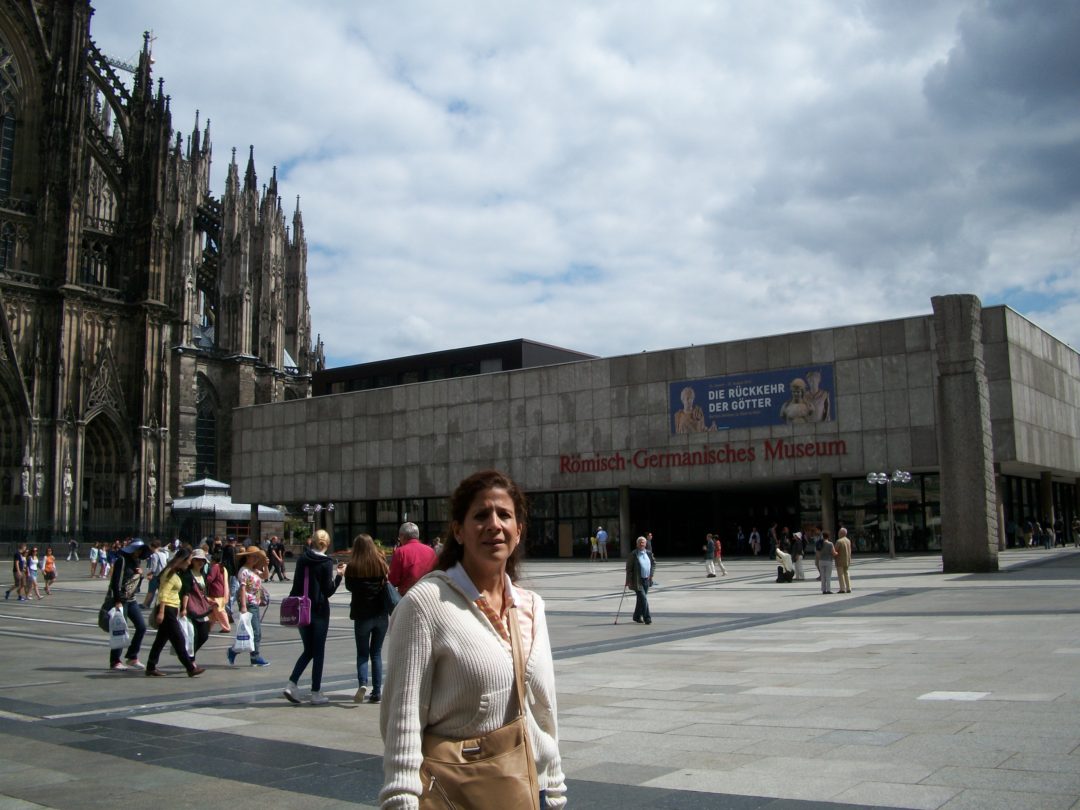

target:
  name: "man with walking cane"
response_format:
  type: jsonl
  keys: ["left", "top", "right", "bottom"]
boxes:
{"left": 624, "top": 536, "right": 656, "bottom": 625}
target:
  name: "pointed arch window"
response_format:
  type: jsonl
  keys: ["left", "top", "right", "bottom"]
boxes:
{"left": 195, "top": 375, "right": 218, "bottom": 479}
{"left": 0, "top": 222, "right": 14, "bottom": 268}
{"left": 0, "top": 34, "right": 22, "bottom": 199}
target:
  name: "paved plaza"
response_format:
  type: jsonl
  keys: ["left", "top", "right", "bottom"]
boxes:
{"left": 1, "top": 547, "right": 1079, "bottom": 809}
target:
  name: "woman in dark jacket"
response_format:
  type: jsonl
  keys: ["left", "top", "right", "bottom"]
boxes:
{"left": 107, "top": 539, "right": 151, "bottom": 671}
{"left": 344, "top": 533, "right": 391, "bottom": 704}
{"left": 283, "top": 529, "right": 344, "bottom": 705}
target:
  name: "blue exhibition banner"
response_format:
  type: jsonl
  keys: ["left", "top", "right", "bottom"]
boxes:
{"left": 669, "top": 364, "right": 835, "bottom": 433}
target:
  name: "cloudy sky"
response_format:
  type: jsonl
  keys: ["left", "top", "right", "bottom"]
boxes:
{"left": 89, "top": 0, "right": 1080, "bottom": 367}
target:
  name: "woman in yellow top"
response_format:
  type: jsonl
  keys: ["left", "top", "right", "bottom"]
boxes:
{"left": 145, "top": 547, "right": 205, "bottom": 678}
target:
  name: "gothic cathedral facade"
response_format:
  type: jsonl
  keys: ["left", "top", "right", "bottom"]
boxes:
{"left": 0, "top": 1, "right": 323, "bottom": 542}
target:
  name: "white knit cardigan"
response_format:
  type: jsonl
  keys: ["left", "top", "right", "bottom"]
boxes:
{"left": 378, "top": 569, "right": 566, "bottom": 809}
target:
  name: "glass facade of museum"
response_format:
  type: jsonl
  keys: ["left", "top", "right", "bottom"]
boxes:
{"left": 321, "top": 471, "right": 1077, "bottom": 558}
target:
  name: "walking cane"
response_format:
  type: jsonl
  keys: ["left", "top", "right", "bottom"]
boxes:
{"left": 613, "top": 585, "right": 628, "bottom": 625}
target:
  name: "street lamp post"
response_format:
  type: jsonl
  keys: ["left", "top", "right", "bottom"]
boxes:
{"left": 302, "top": 502, "right": 335, "bottom": 534}
{"left": 867, "top": 470, "right": 912, "bottom": 558}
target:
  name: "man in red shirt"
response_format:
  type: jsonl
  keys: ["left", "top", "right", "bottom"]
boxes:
{"left": 387, "top": 522, "right": 436, "bottom": 596}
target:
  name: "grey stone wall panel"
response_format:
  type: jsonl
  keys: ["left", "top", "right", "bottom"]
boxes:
{"left": 745, "top": 339, "right": 768, "bottom": 371}
{"left": 811, "top": 329, "right": 836, "bottom": 363}
{"left": 881, "top": 320, "right": 906, "bottom": 354}
{"left": 861, "top": 392, "right": 886, "bottom": 430}
{"left": 859, "top": 357, "right": 885, "bottom": 394}
{"left": 856, "top": 323, "right": 882, "bottom": 357}
{"left": 766, "top": 336, "right": 790, "bottom": 368}
{"left": 725, "top": 341, "right": 748, "bottom": 373}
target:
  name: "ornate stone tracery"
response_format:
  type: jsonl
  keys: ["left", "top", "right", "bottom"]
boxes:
{"left": 0, "top": 1, "right": 325, "bottom": 542}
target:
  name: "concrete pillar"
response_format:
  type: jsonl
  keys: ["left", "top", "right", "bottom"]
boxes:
{"left": 820, "top": 474, "right": 835, "bottom": 537}
{"left": 931, "top": 294, "right": 999, "bottom": 573}
{"left": 249, "top": 503, "right": 261, "bottom": 547}
{"left": 995, "top": 469, "right": 1007, "bottom": 551}
{"left": 1039, "top": 471, "right": 1054, "bottom": 527}
{"left": 619, "top": 485, "right": 631, "bottom": 557}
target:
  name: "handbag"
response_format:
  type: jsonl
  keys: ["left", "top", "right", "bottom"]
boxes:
{"left": 418, "top": 602, "right": 540, "bottom": 810}
{"left": 186, "top": 579, "right": 212, "bottom": 619}
{"left": 97, "top": 597, "right": 114, "bottom": 633}
{"left": 144, "top": 588, "right": 162, "bottom": 629}
{"left": 383, "top": 579, "right": 401, "bottom": 614}
{"left": 280, "top": 569, "right": 311, "bottom": 627}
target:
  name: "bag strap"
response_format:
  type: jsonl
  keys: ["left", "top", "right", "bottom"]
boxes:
{"left": 507, "top": 598, "right": 541, "bottom": 808}
{"left": 303, "top": 566, "right": 311, "bottom": 598}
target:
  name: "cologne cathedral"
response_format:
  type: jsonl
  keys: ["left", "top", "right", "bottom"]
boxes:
{"left": 0, "top": 1, "right": 323, "bottom": 543}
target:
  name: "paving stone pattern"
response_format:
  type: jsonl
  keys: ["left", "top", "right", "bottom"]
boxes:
{"left": 2, "top": 551, "right": 1080, "bottom": 809}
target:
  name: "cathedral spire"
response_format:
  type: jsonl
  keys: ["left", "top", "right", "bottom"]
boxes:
{"left": 190, "top": 110, "right": 201, "bottom": 155}
{"left": 293, "top": 195, "right": 305, "bottom": 242}
{"left": 133, "top": 30, "right": 154, "bottom": 104}
{"left": 268, "top": 165, "right": 278, "bottom": 199}
{"left": 244, "top": 145, "right": 257, "bottom": 192}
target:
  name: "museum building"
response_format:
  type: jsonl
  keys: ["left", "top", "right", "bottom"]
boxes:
{"left": 230, "top": 295, "right": 1080, "bottom": 572}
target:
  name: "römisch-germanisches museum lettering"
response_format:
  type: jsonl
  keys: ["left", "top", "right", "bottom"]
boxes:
{"left": 559, "top": 438, "right": 849, "bottom": 474}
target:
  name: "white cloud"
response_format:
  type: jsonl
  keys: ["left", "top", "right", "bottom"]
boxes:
{"left": 90, "top": 0, "right": 1080, "bottom": 365}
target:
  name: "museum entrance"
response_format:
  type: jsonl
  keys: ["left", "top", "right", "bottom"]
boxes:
{"left": 629, "top": 482, "right": 797, "bottom": 556}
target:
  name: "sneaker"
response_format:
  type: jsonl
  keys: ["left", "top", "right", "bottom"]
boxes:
{"left": 284, "top": 683, "right": 301, "bottom": 704}
{"left": 125, "top": 658, "right": 145, "bottom": 670}
{"left": 310, "top": 691, "right": 329, "bottom": 705}
{"left": 353, "top": 686, "right": 369, "bottom": 704}
{"left": 110, "top": 662, "right": 130, "bottom": 671}
{"left": 188, "top": 666, "right": 206, "bottom": 678}
{"left": 226, "top": 648, "right": 237, "bottom": 667}
{"left": 250, "top": 656, "right": 270, "bottom": 667}
{"left": 368, "top": 693, "right": 381, "bottom": 704}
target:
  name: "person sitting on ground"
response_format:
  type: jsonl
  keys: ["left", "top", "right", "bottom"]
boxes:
{"left": 775, "top": 548, "right": 795, "bottom": 583}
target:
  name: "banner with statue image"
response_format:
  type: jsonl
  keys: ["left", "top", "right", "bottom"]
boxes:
{"left": 669, "top": 364, "right": 835, "bottom": 433}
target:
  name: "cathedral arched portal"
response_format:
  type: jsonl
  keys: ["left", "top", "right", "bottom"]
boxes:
{"left": 81, "top": 413, "right": 132, "bottom": 541}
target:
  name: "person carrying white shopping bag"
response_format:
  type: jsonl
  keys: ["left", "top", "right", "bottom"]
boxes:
{"left": 233, "top": 611, "right": 255, "bottom": 654}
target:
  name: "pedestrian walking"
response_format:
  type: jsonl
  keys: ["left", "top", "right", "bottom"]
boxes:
{"left": 42, "top": 548, "right": 56, "bottom": 595}
{"left": 713, "top": 533, "right": 728, "bottom": 576}
{"left": 26, "top": 547, "right": 43, "bottom": 600}
{"left": 4, "top": 543, "right": 28, "bottom": 601}
{"left": 344, "top": 532, "right": 391, "bottom": 704}
{"left": 283, "top": 530, "right": 345, "bottom": 705}
{"left": 106, "top": 539, "right": 151, "bottom": 671}
{"left": 180, "top": 548, "right": 215, "bottom": 661}
{"left": 67, "top": 537, "right": 79, "bottom": 561}
{"left": 205, "top": 547, "right": 231, "bottom": 633}
{"left": 228, "top": 545, "right": 271, "bottom": 667}
{"left": 145, "top": 547, "right": 205, "bottom": 678}
{"left": 704, "top": 534, "right": 717, "bottom": 577}
{"left": 835, "top": 528, "right": 853, "bottom": 593}
{"left": 625, "top": 536, "right": 656, "bottom": 624}
{"left": 820, "top": 531, "right": 836, "bottom": 594}
{"left": 791, "top": 532, "right": 806, "bottom": 581}
{"left": 597, "top": 526, "right": 609, "bottom": 560}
